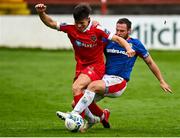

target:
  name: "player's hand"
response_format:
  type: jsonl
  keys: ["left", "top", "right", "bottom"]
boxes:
{"left": 35, "top": 3, "right": 47, "bottom": 13}
{"left": 126, "top": 49, "right": 136, "bottom": 57}
{"left": 160, "top": 81, "right": 172, "bottom": 93}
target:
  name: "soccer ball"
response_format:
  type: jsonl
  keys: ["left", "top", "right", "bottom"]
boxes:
{"left": 65, "top": 113, "right": 84, "bottom": 132}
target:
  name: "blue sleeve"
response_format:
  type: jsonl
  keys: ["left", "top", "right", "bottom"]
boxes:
{"left": 133, "top": 40, "right": 149, "bottom": 58}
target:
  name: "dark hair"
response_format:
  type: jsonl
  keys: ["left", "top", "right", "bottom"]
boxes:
{"left": 73, "top": 3, "right": 92, "bottom": 21}
{"left": 117, "top": 18, "right": 132, "bottom": 29}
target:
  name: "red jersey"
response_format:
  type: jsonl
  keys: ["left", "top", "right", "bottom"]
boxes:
{"left": 57, "top": 21, "right": 113, "bottom": 66}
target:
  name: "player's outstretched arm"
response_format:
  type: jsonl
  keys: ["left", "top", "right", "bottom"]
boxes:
{"left": 144, "top": 55, "right": 172, "bottom": 93}
{"left": 35, "top": 4, "right": 57, "bottom": 30}
{"left": 111, "top": 35, "right": 135, "bottom": 57}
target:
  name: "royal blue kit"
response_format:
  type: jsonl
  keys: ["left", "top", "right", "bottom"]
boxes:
{"left": 104, "top": 37, "right": 149, "bottom": 81}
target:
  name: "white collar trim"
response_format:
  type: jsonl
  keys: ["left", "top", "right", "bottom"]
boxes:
{"left": 83, "top": 19, "right": 92, "bottom": 32}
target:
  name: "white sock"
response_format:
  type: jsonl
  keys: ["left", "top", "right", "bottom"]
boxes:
{"left": 73, "top": 90, "right": 95, "bottom": 114}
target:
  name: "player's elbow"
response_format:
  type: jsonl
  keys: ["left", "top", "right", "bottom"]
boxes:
{"left": 112, "top": 35, "right": 119, "bottom": 43}
{"left": 48, "top": 21, "right": 57, "bottom": 29}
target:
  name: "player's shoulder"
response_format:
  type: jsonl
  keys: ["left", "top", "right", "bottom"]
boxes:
{"left": 95, "top": 25, "right": 110, "bottom": 34}
{"left": 128, "top": 37, "right": 141, "bottom": 44}
{"left": 60, "top": 22, "right": 74, "bottom": 27}
{"left": 95, "top": 25, "right": 103, "bottom": 30}
{"left": 128, "top": 37, "right": 144, "bottom": 47}
{"left": 58, "top": 22, "right": 75, "bottom": 32}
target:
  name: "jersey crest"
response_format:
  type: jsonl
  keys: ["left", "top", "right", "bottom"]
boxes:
{"left": 91, "top": 35, "right": 97, "bottom": 42}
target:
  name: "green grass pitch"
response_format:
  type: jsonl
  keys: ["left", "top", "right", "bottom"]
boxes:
{"left": 0, "top": 48, "right": 180, "bottom": 137}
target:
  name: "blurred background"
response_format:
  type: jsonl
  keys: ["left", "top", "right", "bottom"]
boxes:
{"left": 1, "top": 0, "right": 180, "bottom": 15}
{"left": 0, "top": 0, "right": 180, "bottom": 49}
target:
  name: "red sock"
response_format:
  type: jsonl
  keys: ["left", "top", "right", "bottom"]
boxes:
{"left": 88, "top": 102, "right": 103, "bottom": 117}
{"left": 73, "top": 93, "right": 85, "bottom": 118}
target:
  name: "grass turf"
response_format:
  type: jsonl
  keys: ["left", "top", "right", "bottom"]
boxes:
{"left": 0, "top": 48, "right": 180, "bottom": 137}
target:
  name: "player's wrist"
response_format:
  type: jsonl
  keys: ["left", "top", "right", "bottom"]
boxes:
{"left": 159, "top": 79, "right": 165, "bottom": 84}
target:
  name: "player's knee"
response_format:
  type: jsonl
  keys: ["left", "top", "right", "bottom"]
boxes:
{"left": 87, "top": 81, "right": 99, "bottom": 92}
{"left": 72, "top": 83, "right": 82, "bottom": 96}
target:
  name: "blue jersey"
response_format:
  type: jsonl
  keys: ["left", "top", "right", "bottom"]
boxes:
{"left": 104, "top": 37, "right": 149, "bottom": 81}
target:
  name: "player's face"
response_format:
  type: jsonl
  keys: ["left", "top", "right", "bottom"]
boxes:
{"left": 116, "top": 23, "right": 130, "bottom": 39}
{"left": 75, "top": 18, "right": 90, "bottom": 32}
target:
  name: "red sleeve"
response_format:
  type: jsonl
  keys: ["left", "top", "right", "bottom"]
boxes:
{"left": 58, "top": 23, "right": 72, "bottom": 33}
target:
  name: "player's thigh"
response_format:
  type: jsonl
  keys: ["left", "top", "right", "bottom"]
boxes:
{"left": 72, "top": 73, "right": 91, "bottom": 95}
{"left": 103, "top": 75, "right": 127, "bottom": 97}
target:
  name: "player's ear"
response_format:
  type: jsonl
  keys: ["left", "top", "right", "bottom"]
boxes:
{"left": 128, "top": 29, "right": 132, "bottom": 35}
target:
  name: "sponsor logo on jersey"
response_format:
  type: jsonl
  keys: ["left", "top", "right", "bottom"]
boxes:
{"left": 106, "top": 48, "right": 128, "bottom": 56}
{"left": 75, "top": 40, "right": 97, "bottom": 48}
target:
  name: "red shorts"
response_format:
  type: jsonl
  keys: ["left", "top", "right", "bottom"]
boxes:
{"left": 74, "top": 64, "right": 105, "bottom": 81}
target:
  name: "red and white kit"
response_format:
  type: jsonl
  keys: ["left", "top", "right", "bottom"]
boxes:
{"left": 57, "top": 20, "right": 113, "bottom": 81}
{"left": 94, "top": 75, "right": 127, "bottom": 102}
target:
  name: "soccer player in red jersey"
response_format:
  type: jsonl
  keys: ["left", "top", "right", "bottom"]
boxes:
{"left": 35, "top": 3, "right": 135, "bottom": 127}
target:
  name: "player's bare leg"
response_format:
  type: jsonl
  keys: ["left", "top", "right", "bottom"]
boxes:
{"left": 72, "top": 73, "right": 91, "bottom": 118}
{"left": 72, "top": 80, "right": 111, "bottom": 128}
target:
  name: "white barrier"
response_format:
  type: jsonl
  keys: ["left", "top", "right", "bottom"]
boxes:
{"left": 0, "top": 15, "right": 180, "bottom": 50}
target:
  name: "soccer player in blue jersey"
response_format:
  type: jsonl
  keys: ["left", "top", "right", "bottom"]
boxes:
{"left": 58, "top": 18, "right": 172, "bottom": 131}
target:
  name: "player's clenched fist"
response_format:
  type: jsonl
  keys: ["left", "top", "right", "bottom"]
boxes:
{"left": 126, "top": 49, "right": 136, "bottom": 57}
{"left": 35, "top": 4, "right": 47, "bottom": 13}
